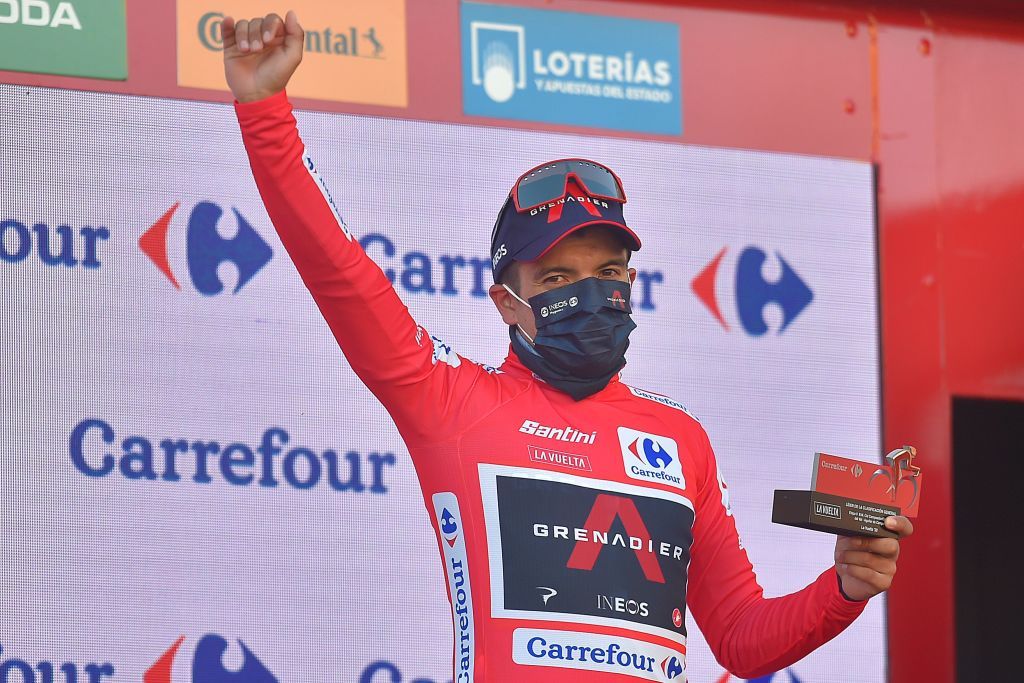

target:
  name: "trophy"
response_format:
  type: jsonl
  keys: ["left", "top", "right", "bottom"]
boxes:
{"left": 772, "top": 446, "right": 921, "bottom": 539}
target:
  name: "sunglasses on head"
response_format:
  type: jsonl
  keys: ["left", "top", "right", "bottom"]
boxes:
{"left": 511, "top": 158, "right": 627, "bottom": 213}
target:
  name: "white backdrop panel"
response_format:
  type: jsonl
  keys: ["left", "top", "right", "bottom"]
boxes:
{"left": 0, "top": 84, "right": 881, "bottom": 683}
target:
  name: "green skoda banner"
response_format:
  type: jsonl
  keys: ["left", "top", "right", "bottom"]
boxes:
{"left": 0, "top": 0, "right": 127, "bottom": 79}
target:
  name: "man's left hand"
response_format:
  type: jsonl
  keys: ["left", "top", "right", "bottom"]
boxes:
{"left": 834, "top": 515, "right": 914, "bottom": 601}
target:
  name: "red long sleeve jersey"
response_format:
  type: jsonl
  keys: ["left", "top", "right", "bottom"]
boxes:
{"left": 235, "top": 92, "right": 866, "bottom": 683}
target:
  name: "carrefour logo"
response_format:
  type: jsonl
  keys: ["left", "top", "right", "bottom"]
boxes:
{"left": 440, "top": 506, "right": 460, "bottom": 547}
{"left": 0, "top": 633, "right": 276, "bottom": 683}
{"left": 432, "top": 493, "right": 474, "bottom": 682}
{"left": 660, "top": 655, "right": 684, "bottom": 679}
{"left": 618, "top": 427, "right": 684, "bottom": 490}
{"left": 692, "top": 246, "right": 813, "bottom": 336}
{"left": 461, "top": 2, "right": 681, "bottom": 135}
{"left": 139, "top": 201, "right": 272, "bottom": 295}
{"left": 146, "top": 634, "right": 277, "bottom": 683}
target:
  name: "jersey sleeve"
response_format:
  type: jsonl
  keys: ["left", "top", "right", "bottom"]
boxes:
{"left": 686, "top": 428, "right": 867, "bottom": 679}
{"left": 234, "top": 91, "right": 506, "bottom": 442}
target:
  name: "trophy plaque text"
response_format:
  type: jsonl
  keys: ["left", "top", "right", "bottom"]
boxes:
{"left": 772, "top": 446, "right": 922, "bottom": 539}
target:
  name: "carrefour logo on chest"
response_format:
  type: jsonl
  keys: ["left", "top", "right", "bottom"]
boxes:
{"left": 618, "top": 427, "right": 684, "bottom": 490}
{"left": 461, "top": 2, "right": 682, "bottom": 135}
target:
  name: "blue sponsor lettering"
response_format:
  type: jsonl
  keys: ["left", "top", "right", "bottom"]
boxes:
{"left": 0, "top": 644, "right": 114, "bottom": 682}
{"left": 360, "top": 232, "right": 663, "bottom": 310}
{"left": 69, "top": 418, "right": 394, "bottom": 493}
{"left": 0, "top": 219, "right": 108, "bottom": 268}
{"left": 360, "top": 233, "right": 491, "bottom": 298}
{"left": 629, "top": 465, "right": 682, "bottom": 484}
{"left": 358, "top": 660, "right": 450, "bottom": 683}
{"left": 524, "top": 637, "right": 654, "bottom": 671}
{"left": 451, "top": 557, "right": 472, "bottom": 672}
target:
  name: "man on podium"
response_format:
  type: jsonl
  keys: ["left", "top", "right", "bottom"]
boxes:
{"left": 224, "top": 10, "right": 912, "bottom": 681}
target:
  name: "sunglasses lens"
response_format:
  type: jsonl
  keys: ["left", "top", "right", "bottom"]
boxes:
{"left": 517, "top": 162, "right": 573, "bottom": 209}
{"left": 516, "top": 160, "right": 624, "bottom": 210}
{"left": 574, "top": 161, "right": 621, "bottom": 199}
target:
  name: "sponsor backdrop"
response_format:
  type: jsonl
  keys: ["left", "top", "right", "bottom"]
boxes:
{"left": 0, "top": 82, "right": 882, "bottom": 682}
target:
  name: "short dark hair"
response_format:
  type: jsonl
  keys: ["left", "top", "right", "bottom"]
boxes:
{"left": 499, "top": 260, "right": 521, "bottom": 289}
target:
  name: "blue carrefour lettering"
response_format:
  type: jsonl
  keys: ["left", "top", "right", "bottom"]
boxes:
{"left": 70, "top": 418, "right": 116, "bottom": 477}
{"left": 220, "top": 443, "right": 255, "bottom": 485}
{"left": 523, "top": 637, "right": 655, "bottom": 672}
{"left": 360, "top": 233, "right": 396, "bottom": 281}
{"left": 360, "top": 661, "right": 401, "bottom": 683}
{"left": 439, "top": 254, "right": 465, "bottom": 295}
{"left": 361, "top": 233, "right": 490, "bottom": 298}
{"left": 0, "top": 219, "right": 109, "bottom": 268}
{"left": 358, "top": 661, "right": 449, "bottom": 683}
{"left": 633, "top": 269, "right": 662, "bottom": 311}
{"left": 283, "top": 447, "right": 320, "bottom": 489}
{"left": 0, "top": 645, "right": 115, "bottom": 682}
{"left": 359, "top": 232, "right": 663, "bottom": 309}
{"left": 68, "top": 419, "right": 394, "bottom": 494}
{"left": 0, "top": 219, "right": 29, "bottom": 262}
{"left": 401, "top": 251, "right": 434, "bottom": 293}
{"left": 120, "top": 436, "right": 158, "bottom": 480}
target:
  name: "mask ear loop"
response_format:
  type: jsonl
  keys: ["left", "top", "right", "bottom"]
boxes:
{"left": 502, "top": 284, "right": 536, "bottom": 344}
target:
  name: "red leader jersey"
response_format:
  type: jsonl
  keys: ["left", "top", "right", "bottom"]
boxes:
{"left": 235, "top": 91, "right": 866, "bottom": 683}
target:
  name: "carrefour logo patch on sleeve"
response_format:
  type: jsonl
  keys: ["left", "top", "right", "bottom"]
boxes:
{"left": 460, "top": 1, "right": 682, "bottom": 135}
{"left": 431, "top": 492, "right": 475, "bottom": 682}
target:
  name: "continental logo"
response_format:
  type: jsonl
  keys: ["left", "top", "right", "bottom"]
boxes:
{"left": 197, "top": 12, "right": 384, "bottom": 59}
{"left": 177, "top": 0, "right": 408, "bottom": 107}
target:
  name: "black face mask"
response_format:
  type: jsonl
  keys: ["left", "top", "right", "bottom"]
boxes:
{"left": 505, "top": 277, "right": 637, "bottom": 401}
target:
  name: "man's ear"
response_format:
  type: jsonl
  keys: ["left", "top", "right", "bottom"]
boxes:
{"left": 628, "top": 267, "right": 637, "bottom": 284}
{"left": 488, "top": 283, "right": 519, "bottom": 326}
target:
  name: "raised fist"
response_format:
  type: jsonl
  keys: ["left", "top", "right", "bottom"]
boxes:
{"left": 222, "top": 10, "right": 304, "bottom": 103}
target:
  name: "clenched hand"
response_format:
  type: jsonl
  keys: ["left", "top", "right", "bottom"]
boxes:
{"left": 222, "top": 10, "right": 304, "bottom": 103}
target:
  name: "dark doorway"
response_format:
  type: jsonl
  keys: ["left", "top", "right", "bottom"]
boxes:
{"left": 953, "top": 396, "right": 1023, "bottom": 681}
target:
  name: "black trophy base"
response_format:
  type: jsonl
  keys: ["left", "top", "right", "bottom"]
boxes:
{"left": 772, "top": 490, "right": 900, "bottom": 538}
